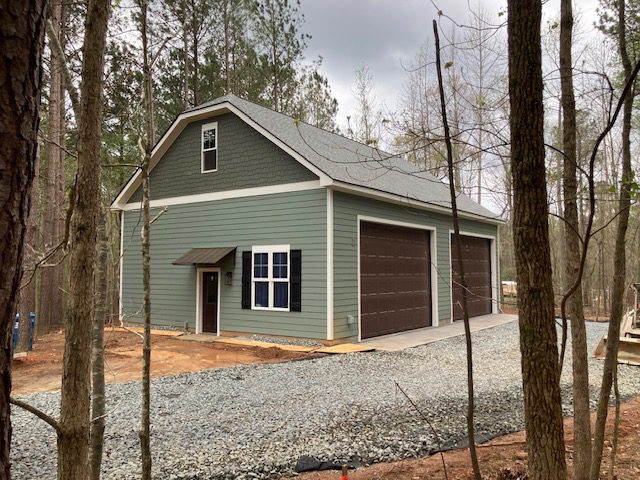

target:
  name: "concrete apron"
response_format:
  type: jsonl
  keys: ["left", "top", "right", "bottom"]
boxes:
{"left": 360, "top": 313, "right": 518, "bottom": 352}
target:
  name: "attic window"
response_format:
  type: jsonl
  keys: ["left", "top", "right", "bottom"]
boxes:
{"left": 201, "top": 122, "right": 218, "bottom": 173}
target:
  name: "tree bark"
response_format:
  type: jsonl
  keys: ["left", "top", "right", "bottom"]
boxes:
{"left": 433, "top": 20, "right": 482, "bottom": 480}
{"left": 223, "top": 0, "right": 231, "bottom": 94}
{"left": 507, "top": 1, "right": 567, "bottom": 479}
{"left": 138, "top": 2, "right": 155, "bottom": 477}
{"left": 17, "top": 144, "right": 40, "bottom": 352}
{"left": 57, "top": 1, "right": 110, "bottom": 478}
{"left": 559, "top": 1, "right": 591, "bottom": 477}
{"left": 590, "top": 1, "right": 634, "bottom": 477}
{"left": 0, "top": 1, "right": 47, "bottom": 478}
{"left": 39, "top": 0, "right": 66, "bottom": 335}
{"left": 89, "top": 212, "right": 108, "bottom": 480}
{"left": 181, "top": 0, "right": 190, "bottom": 109}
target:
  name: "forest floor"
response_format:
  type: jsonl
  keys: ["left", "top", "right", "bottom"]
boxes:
{"left": 289, "top": 396, "right": 640, "bottom": 480}
{"left": 11, "top": 328, "right": 316, "bottom": 395}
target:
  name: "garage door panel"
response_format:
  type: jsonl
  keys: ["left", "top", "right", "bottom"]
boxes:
{"left": 360, "top": 222, "right": 432, "bottom": 339}
{"left": 451, "top": 234, "right": 492, "bottom": 321}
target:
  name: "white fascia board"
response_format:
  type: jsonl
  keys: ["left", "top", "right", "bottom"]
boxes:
{"left": 122, "top": 181, "right": 323, "bottom": 211}
{"left": 111, "top": 102, "right": 332, "bottom": 209}
{"left": 331, "top": 181, "right": 505, "bottom": 226}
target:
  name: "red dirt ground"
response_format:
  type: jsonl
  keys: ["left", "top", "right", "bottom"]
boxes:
{"left": 287, "top": 397, "right": 640, "bottom": 479}
{"left": 14, "top": 326, "right": 639, "bottom": 479}
{"left": 11, "top": 328, "right": 316, "bottom": 395}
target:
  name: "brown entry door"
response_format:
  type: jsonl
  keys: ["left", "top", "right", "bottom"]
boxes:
{"left": 360, "top": 222, "right": 432, "bottom": 339}
{"left": 451, "top": 234, "right": 492, "bottom": 320}
{"left": 202, "top": 271, "right": 219, "bottom": 333}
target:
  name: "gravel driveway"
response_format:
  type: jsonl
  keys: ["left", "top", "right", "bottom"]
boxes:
{"left": 10, "top": 320, "right": 640, "bottom": 479}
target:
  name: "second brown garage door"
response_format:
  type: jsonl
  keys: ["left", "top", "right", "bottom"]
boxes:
{"left": 360, "top": 222, "right": 432, "bottom": 339}
{"left": 451, "top": 234, "right": 492, "bottom": 321}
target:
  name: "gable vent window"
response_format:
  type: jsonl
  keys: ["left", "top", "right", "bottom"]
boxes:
{"left": 201, "top": 122, "right": 218, "bottom": 173}
{"left": 242, "top": 246, "right": 301, "bottom": 312}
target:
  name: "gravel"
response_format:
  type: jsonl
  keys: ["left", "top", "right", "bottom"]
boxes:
{"left": 236, "top": 334, "right": 323, "bottom": 348}
{"left": 10, "top": 320, "right": 640, "bottom": 479}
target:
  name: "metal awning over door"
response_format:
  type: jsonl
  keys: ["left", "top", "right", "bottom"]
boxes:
{"left": 360, "top": 221, "right": 432, "bottom": 339}
{"left": 172, "top": 247, "right": 236, "bottom": 266}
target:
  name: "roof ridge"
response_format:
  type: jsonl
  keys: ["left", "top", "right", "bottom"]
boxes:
{"left": 195, "top": 94, "right": 402, "bottom": 161}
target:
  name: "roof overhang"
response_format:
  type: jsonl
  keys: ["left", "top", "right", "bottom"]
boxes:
{"left": 172, "top": 247, "right": 237, "bottom": 266}
{"left": 330, "top": 181, "right": 505, "bottom": 225}
{"left": 110, "top": 101, "right": 332, "bottom": 210}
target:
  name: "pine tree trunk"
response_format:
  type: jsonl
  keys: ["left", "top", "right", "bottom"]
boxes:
{"left": 138, "top": 2, "right": 155, "bottom": 476}
{"left": 507, "top": 1, "right": 567, "bottom": 478}
{"left": 0, "top": 1, "right": 47, "bottom": 477}
{"left": 559, "top": 1, "right": 591, "bottom": 477}
{"left": 17, "top": 145, "right": 41, "bottom": 352}
{"left": 181, "top": 0, "right": 189, "bottom": 109}
{"left": 57, "top": 1, "right": 110, "bottom": 478}
{"left": 589, "top": 2, "right": 634, "bottom": 477}
{"left": 109, "top": 213, "right": 121, "bottom": 325}
{"left": 223, "top": 0, "right": 231, "bottom": 94}
{"left": 89, "top": 212, "right": 108, "bottom": 480}
{"left": 39, "top": 0, "right": 66, "bottom": 335}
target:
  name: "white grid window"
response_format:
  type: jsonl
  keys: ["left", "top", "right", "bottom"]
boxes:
{"left": 201, "top": 122, "right": 218, "bottom": 173}
{"left": 251, "top": 245, "right": 290, "bottom": 311}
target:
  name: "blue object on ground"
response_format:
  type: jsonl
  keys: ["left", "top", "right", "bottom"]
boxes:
{"left": 12, "top": 313, "right": 19, "bottom": 351}
{"left": 12, "top": 312, "right": 36, "bottom": 353}
{"left": 29, "top": 312, "right": 36, "bottom": 351}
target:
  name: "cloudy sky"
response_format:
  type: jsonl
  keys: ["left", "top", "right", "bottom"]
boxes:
{"left": 300, "top": 0, "right": 601, "bottom": 128}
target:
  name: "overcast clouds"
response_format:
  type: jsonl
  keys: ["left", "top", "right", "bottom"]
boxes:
{"left": 300, "top": 0, "right": 601, "bottom": 128}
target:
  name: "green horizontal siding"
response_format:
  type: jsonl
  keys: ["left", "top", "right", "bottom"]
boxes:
{"left": 128, "top": 112, "right": 317, "bottom": 203}
{"left": 332, "top": 191, "right": 498, "bottom": 339}
{"left": 122, "top": 188, "right": 327, "bottom": 338}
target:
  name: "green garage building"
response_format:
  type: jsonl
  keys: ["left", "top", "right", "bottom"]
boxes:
{"left": 112, "top": 95, "right": 502, "bottom": 342}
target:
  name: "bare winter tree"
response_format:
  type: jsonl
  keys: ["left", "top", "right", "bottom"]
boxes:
{"left": 507, "top": 0, "right": 567, "bottom": 478}
{"left": 0, "top": 2, "right": 47, "bottom": 478}
{"left": 89, "top": 214, "right": 108, "bottom": 480}
{"left": 351, "top": 65, "right": 382, "bottom": 145}
{"left": 433, "top": 19, "right": 482, "bottom": 480}
{"left": 57, "top": 0, "right": 111, "bottom": 477}
{"left": 39, "top": 0, "right": 67, "bottom": 335}
{"left": 590, "top": 1, "right": 636, "bottom": 477}
{"left": 558, "top": 0, "right": 591, "bottom": 477}
{"left": 135, "top": 1, "right": 156, "bottom": 477}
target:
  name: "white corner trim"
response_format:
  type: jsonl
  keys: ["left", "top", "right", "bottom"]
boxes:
{"left": 200, "top": 121, "right": 218, "bottom": 174}
{"left": 356, "top": 218, "right": 361, "bottom": 342}
{"left": 448, "top": 230, "right": 499, "bottom": 318}
{"left": 111, "top": 101, "right": 332, "bottom": 209}
{"left": 326, "top": 189, "right": 334, "bottom": 340}
{"left": 118, "top": 210, "right": 124, "bottom": 323}
{"left": 122, "top": 181, "right": 323, "bottom": 211}
{"left": 331, "top": 181, "right": 504, "bottom": 226}
{"left": 496, "top": 228, "right": 502, "bottom": 313}
{"left": 356, "top": 215, "right": 439, "bottom": 342}
{"left": 195, "top": 267, "right": 221, "bottom": 335}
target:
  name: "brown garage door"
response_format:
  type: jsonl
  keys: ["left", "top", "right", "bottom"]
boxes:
{"left": 360, "top": 222, "right": 432, "bottom": 339}
{"left": 451, "top": 234, "right": 492, "bottom": 321}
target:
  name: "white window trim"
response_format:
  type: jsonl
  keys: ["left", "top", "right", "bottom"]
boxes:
{"left": 201, "top": 121, "right": 218, "bottom": 173}
{"left": 251, "top": 244, "right": 291, "bottom": 312}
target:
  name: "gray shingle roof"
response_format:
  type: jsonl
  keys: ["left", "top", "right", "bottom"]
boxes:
{"left": 188, "top": 94, "right": 501, "bottom": 221}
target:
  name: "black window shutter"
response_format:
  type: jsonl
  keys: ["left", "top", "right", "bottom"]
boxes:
{"left": 241, "top": 251, "right": 251, "bottom": 309}
{"left": 290, "top": 249, "right": 302, "bottom": 312}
